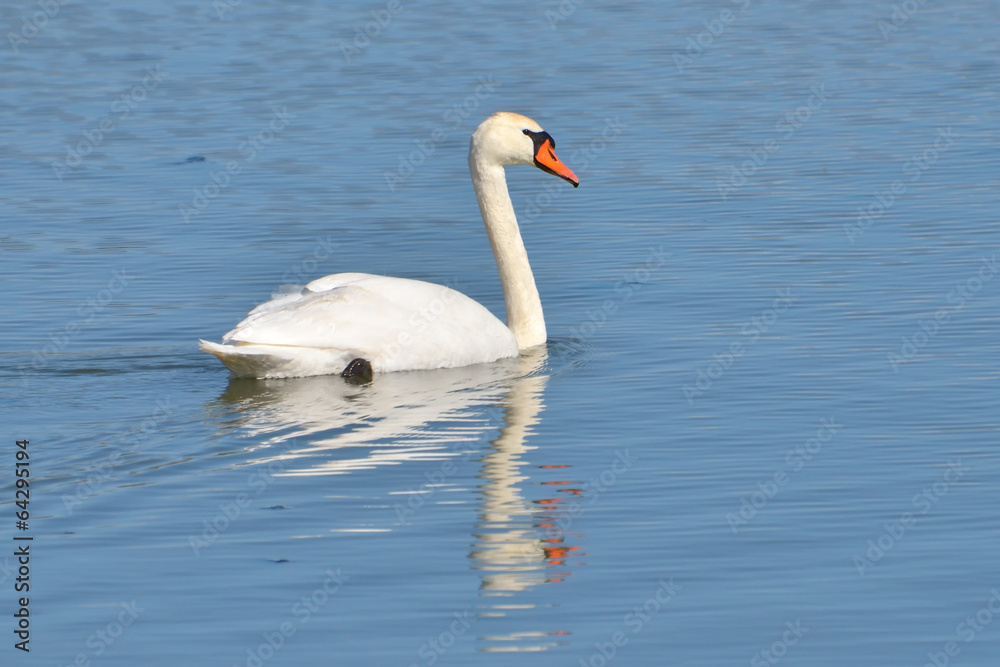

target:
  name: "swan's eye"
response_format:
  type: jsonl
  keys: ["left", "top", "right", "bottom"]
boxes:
{"left": 522, "top": 129, "right": 556, "bottom": 152}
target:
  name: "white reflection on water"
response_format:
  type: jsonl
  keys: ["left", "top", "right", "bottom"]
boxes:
{"left": 211, "top": 355, "right": 526, "bottom": 474}
{"left": 209, "top": 348, "right": 582, "bottom": 652}
{"left": 471, "top": 357, "right": 582, "bottom": 652}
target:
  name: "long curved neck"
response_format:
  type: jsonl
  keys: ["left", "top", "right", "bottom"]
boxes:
{"left": 469, "top": 157, "right": 546, "bottom": 349}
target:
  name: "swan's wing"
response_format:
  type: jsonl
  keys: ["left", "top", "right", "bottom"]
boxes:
{"left": 219, "top": 273, "right": 517, "bottom": 372}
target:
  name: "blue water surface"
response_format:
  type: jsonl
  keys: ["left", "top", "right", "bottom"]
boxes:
{"left": 2, "top": 1, "right": 999, "bottom": 665}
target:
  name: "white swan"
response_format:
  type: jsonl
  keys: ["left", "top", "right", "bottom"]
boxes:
{"left": 199, "top": 112, "right": 578, "bottom": 379}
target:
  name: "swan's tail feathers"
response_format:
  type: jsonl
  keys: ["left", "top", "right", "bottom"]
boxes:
{"left": 198, "top": 340, "right": 354, "bottom": 379}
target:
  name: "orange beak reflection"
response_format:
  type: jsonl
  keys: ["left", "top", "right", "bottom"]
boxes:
{"left": 534, "top": 138, "right": 579, "bottom": 188}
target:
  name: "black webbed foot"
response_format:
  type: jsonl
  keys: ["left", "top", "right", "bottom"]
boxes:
{"left": 341, "top": 358, "right": 373, "bottom": 384}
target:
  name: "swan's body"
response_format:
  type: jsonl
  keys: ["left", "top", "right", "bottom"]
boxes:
{"left": 199, "top": 273, "right": 517, "bottom": 377}
{"left": 200, "top": 112, "right": 578, "bottom": 379}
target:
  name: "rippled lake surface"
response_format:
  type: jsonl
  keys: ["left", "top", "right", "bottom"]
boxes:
{"left": 2, "top": 1, "right": 999, "bottom": 665}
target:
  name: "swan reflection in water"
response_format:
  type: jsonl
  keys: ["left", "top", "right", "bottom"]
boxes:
{"left": 210, "top": 347, "right": 584, "bottom": 652}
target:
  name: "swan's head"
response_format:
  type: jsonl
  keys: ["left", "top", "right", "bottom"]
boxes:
{"left": 470, "top": 112, "right": 579, "bottom": 187}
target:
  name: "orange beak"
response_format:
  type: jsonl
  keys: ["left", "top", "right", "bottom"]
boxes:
{"left": 533, "top": 137, "right": 579, "bottom": 188}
